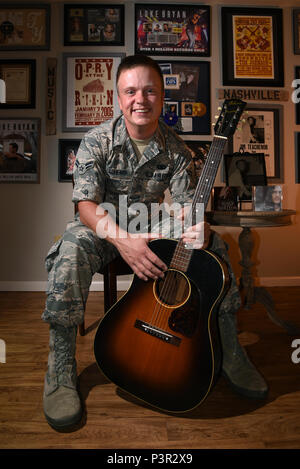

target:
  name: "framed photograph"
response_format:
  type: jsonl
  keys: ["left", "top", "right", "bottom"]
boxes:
{"left": 135, "top": 4, "right": 210, "bottom": 56}
{"left": 295, "top": 67, "right": 300, "bottom": 125}
{"left": 64, "top": 4, "right": 124, "bottom": 46}
{"left": 212, "top": 186, "right": 239, "bottom": 211}
{"left": 0, "top": 118, "right": 40, "bottom": 183}
{"left": 224, "top": 153, "right": 267, "bottom": 201}
{"left": 231, "top": 105, "right": 283, "bottom": 181}
{"left": 295, "top": 132, "right": 300, "bottom": 184}
{"left": 0, "top": 4, "right": 50, "bottom": 50}
{"left": 0, "top": 59, "right": 35, "bottom": 108}
{"left": 254, "top": 185, "right": 282, "bottom": 212}
{"left": 62, "top": 52, "right": 125, "bottom": 132}
{"left": 184, "top": 140, "right": 212, "bottom": 178}
{"left": 58, "top": 139, "right": 81, "bottom": 182}
{"left": 157, "top": 60, "right": 210, "bottom": 135}
{"left": 293, "top": 9, "right": 300, "bottom": 54}
{"left": 221, "top": 7, "right": 284, "bottom": 87}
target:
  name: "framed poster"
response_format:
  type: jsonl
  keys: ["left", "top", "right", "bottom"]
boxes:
{"left": 135, "top": 4, "right": 210, "bottom": 56}
{"left": 295, "top": 132, "right": 300, "bottom": 184}
{"left": 64, "top": 4, "right": 124, "bottom": 46}
{"left": 0, "top": 59, "right": 35, "bottom": 109}
{"left": 230, "top": 105, "right": 283, "bottom": 182}
{"left": 0, "top": 118, "right": 40, "bottom": 183}
{"left": 0, "top": 4, "right": 50, "bottom": 50}
{"left": 62, "top": 52, "right": 125, "bottom": 132}
{"left": 221, "top": 7, "right": 284, "bottom": 87}
{"left": 58, "top": 139, "right": 81, "bottom": 182}
{"left": 293, "top": 9, "right": 300, "bottom": 54}
{"left": 157, "top": 60, "right": 210, "bottom": 135}
{"left": 295, "top": 66, "right": 300, "bottom": 125}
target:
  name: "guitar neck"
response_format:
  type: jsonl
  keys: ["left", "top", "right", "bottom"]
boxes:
{"left": 170, "top": 135, "right": 227, "bottom": 272}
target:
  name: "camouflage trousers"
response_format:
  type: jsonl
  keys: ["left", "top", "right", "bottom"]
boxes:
{"left": 42, "top": 215, "right": 241, "bottom": 327}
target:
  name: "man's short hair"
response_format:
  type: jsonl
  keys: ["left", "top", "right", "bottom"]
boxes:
{"left": 116, "top": 54, "right": 164, "bottom": 93}
{"left": 9, "top": 142, "right": 18, "bottom": 151}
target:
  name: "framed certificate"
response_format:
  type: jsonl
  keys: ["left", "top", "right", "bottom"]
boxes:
{"left": 0, "top": 59, "right": 36, "bottom": 108}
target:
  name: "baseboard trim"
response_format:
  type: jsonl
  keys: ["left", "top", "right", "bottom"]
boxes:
{"left": 0, "top": 278, "right": 133, "bottom": 292}
{"left": 0, "top": 276, "right": 299, "bottom": 291}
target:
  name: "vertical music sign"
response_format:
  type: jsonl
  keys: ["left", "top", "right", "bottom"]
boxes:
{"left": 46, "top": 57, "right": 57, "bottom": 135}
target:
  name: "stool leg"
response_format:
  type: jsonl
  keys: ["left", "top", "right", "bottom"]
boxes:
{"left": 79, "top": 322, "right": 85, "bottom": 336}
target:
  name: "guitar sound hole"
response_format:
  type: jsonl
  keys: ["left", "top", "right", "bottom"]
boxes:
{"left": 154, "top": 269, "right": 190, "bottom": 308}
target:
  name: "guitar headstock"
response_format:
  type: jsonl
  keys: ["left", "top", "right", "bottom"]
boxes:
{"left": 214, "top": 99, "right": 247, "bottom": 138}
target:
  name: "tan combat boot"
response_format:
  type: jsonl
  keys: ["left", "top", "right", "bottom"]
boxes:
{"left": 218, "top": 312, "right": 268, "bottom": 399}
{"left": 43, "top": 324, "right": 82, "bottom": 429}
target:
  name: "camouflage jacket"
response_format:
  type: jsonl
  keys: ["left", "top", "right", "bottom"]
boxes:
{"left": 72, "top": 115, "right": 197, "bottom": 228}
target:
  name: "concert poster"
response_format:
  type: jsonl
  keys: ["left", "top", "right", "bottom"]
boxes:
{"left": 157, "top": 61, "right": 210, "bottom": 135}
{"left": 135, "top": 4, "right": 210, "bottom": 56}
{"left": 233, "top": 15, "right": 274, "bottom": 80}
{"left": 0, "top": 118, "right": 40, "bottom": 183}
{"left": 63, "top": 53, "right": 124, "bottom": 132}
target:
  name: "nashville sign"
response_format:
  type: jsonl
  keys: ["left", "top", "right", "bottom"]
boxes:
{"left": 217, "top": 88, "right": 289, "bottom": 102}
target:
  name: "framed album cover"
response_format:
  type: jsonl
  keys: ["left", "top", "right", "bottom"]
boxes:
{"left": 0, "top": 4, "right": 50, "bottom": 50}
{"left": 58, "top": 139, "right": 81, "bottom": 182}
{"left": 0, "top": 118, "right": 41, "bottom": 183}
{"left": 62, "top": 52, "right": 125, "bottom": 132}
{"left": 0, "top": 59, "right": 36, "bottom": 109}
{"left": 64, "top": 4, "right": 124, "bottom": 46}
{"left": 135, "top": 4, "right": 210, "bottom": 57}
{"left": 157, "top": 60, "right": 210, "bottom": 135}
{"left": 184, "top": 140, "right": 212, "bottom": 178}
{"left": 293, "top": 9, "right": 300, "bottom": 54}
{"left": 221, "top": 7, "right": 284, "bottom": 87}
{"left": 230, "top": 105, "right": 283, "bottom": 182}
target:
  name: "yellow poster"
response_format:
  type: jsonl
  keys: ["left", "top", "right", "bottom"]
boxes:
{"left": 233, "top": 16, "right": 274, "bottom": 80}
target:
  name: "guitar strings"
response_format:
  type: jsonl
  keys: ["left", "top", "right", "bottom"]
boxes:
{"left": 148, "top": 137, "right": 227, "bottom": 331}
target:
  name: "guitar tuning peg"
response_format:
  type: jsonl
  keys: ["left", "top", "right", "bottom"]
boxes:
{"left": 212, "top": 122, "right": 215, "bottom": 127}
{"left": 214, "top": 115, "right": 219, "bottom": 119}
{"left": 217, "top": 106, "right": 222, "bottom": 111}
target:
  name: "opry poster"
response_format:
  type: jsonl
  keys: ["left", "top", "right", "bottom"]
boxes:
{"left": 63, "top": 54, "right": 123, "bottom": 131}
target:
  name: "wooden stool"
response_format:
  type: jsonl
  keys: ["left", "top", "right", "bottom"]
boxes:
{"left": 78, "top": 256, "right": 132, "bottom": 336}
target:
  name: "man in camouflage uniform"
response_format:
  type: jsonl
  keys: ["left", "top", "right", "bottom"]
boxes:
{"left": 42, "top": 55, "right": 268, "bottom": 430}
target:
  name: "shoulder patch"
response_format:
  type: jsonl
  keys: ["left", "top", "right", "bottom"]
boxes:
{"left": 75, "top": 160, "right": 94, "bottom": 175}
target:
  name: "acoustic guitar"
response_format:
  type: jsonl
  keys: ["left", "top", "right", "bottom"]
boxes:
{"left": 94, "top": 99, "right": 246, "bottom": 413}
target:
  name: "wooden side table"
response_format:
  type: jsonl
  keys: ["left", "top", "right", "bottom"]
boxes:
{"left": 206, "top": 210, "right": 299, "bottom": 335}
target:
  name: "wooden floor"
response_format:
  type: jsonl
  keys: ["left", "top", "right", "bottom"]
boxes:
{"left": 0, "top": 287, "right": 300, "bottom": 450}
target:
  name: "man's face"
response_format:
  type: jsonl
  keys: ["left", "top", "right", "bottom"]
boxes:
{"left": 117, "top": 65, "right": 164, "bottom": 138}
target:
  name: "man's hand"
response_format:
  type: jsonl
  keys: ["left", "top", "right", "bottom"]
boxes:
{"left": 114, "top": 233, "right": 167, "bottom": 282}
{"left": 176, "top": 206, "right": 211, "bottom": 250}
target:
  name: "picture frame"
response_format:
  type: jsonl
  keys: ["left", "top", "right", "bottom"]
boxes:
{"left": 221, "top": 7, "right": 284, "bottom": 87}
{"left": 157, "top": 60, "right": 210, "bottom": 135}
{"left": 64, "top": 4, "right": 124, "bottom": 46}
{"left": 183, "top": 140, "right": 212, "bottom": 178}
{"left": 253, "top": 185, "right": 282, "bottom": 212}
{"left": 62, "top": 52, "right": 125, "bottom": 132}
{"left": 212, "top": 186, "right": 239, "bottom": 211}
{"left": 230, "top": 105, "right": 283, "bottom": 182}
{"left": 58, "top": 139, "right": 81, "bottom": 182}
{"left": 135, "top": 4, "right": 210, "bottom": 57}
{"left": 0, "top": 59, "right": 36, "bottom": 109}
{"left": 295, "top": 66, "right": 300, "bottom": 125}
{"left": 0, "top": 117, "right": 41, "bottom": 183}
{"left": 295, "top": 132, "right": 300, "bottom": 184}
{"left": 224, "top": 152, "right": 267, "bottom": 201}
{"left": 0, "top": 4, "right": 50, "bottom": 50}
{"left": 293, "top": 9, "right": 300, "bottom": 54}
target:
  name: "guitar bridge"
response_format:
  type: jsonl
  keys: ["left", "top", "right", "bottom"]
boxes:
{"left": 134, "top": 319, "right": 181, "bottom": 346}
